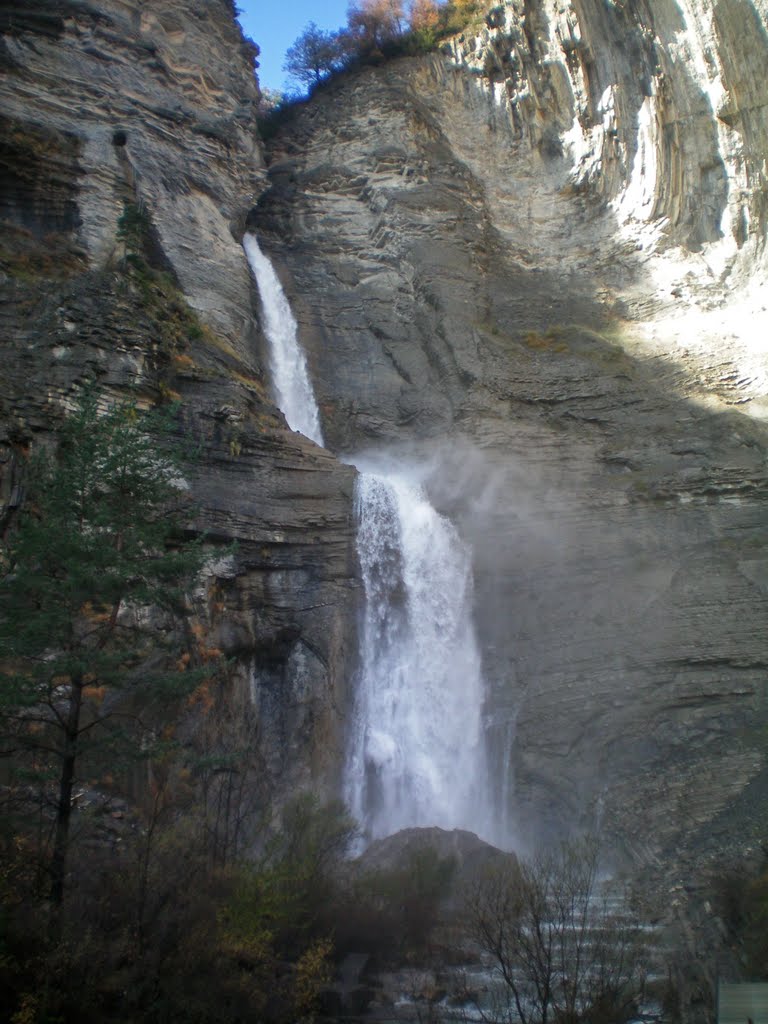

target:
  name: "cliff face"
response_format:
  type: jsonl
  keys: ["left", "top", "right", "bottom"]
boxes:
{"left": 255, "top": 0, "right": 768, "bottom": 875}
{"left": 3, "top": 0, "right": 768, "bottom": 889}
{"left": 0, "top": 0, "right": 358, "bottom": 800}
{"left": 1, "top": 0, "right": 265, "bottom": 350}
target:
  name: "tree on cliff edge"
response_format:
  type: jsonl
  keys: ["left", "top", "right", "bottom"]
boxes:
{"left": 283, "top": 21, "right": 343, "bottom": 87}
{"left": 0, "top": 389, "right": 212, "bottom": 915}
{"left": 347, "top": 0, "right": 406, "bottom": 52}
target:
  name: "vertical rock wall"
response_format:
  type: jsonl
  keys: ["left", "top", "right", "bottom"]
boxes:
{"left": 254, "top": 0, "right": 768, "bottom": 881}
{"left": 0, "top": 0, "right": 359, "bottom": 805}
{"left": 3, "top": 0, "right": 768, "bottom": 883}
{"left": 445, "top": 0, "right": 768, "bottom": 280}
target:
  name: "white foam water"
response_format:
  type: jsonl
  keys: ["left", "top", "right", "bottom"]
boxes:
{"left": 244, "top": 234, "right": 496, "bottom": 844}
{"left": 243, "top": 232, "right": 324, "bottom": 445}
{"left": 345, "top": 467, "right": 492, "bottom": 842}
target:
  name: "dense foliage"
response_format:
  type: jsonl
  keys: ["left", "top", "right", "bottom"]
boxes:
{"left": 0, "top": 389, "right": 213, "bottom": 912}
{"left": 0, "top": 790, "right": 357, "bottom": 1024}
{"left": 0, "top": 394, "right": 360, "bottom": 1020}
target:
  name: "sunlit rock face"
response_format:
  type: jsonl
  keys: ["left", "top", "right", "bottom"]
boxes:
{"left": 254, "top": 0, "right": 768, "bottom": 874}
{"left": 451, "top": 0, "right": 768, "bottom": 271}
{"left": 439, "top": 0, "right": 768, "bottom": 393}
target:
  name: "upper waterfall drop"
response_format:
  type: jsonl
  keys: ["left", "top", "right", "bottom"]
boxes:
{"left": 345, "top": 465, "right": 493, "bottom": 844}
{"left": 243, "top": 232, "right": 324, "bottom": 445}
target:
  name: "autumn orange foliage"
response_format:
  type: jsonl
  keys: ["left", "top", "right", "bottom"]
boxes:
{"left": 410, "top": 0, "right": 440, "bottom": 30}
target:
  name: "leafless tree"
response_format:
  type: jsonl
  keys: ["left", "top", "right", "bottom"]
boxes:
{"left": 466, "top": 837, "right": 648, "bottom": 1024}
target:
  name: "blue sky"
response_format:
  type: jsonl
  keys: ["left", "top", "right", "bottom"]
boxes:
{"left": 236, "top": 1, "right": 351, "bottom": 94}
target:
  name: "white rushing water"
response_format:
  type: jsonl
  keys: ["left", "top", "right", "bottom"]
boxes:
{"left": 345, "top": 466, "right": 491, "bottom": 842}
{"left": 243, "top": 232, "right": 324, "bottom": 445}
{"left": 244, "top": 235, "right": 493, "bottom": 843}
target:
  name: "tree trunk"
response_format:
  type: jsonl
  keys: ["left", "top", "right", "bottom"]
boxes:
{"left": 49, "top": 673, "right": 83, "bottom": 908}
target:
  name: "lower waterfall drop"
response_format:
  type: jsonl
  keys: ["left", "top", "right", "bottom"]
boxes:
{"left": 346, "top": 467, "right": 491, "bottom": 842}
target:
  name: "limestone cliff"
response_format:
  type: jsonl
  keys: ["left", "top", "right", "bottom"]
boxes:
{"left": 0, "top": 0, "right": 358, "bottom": 801}
{"left": 3, "top": 0, "right": 768, "bottom": 932}
{"left": 254, "top": 0, "right": 768, "bottom": 883}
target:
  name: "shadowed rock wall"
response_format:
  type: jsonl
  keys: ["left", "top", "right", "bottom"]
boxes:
{"left": 0, "top": 0, "right": 359, "bottom": 803}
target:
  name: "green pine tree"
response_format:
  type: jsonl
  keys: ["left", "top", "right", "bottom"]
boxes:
{"left": 0, "top": 388, "right": 214, "bottom": 911}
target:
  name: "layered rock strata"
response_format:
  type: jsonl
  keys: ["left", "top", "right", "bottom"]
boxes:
{"left": 0, "top": 0, "right": 358, "bottom": 800}
{"left": 3, "top": 0, "right": 768, "bottom": 913}
{"left": 254, "top": 0, "right": 768, "bottom": 878}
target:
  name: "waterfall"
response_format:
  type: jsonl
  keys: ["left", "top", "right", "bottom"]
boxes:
{"left": 243, "top": 232, "right": 324, "bottom": 445}
{"left": 244, "top": 234, "right": 496, "bottom": 844}
{"left": 345, "top": 466, "right": 492, "bottom": 842}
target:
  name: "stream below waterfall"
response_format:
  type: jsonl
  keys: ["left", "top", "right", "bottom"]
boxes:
{"left": 245, "top": 233, "right": 496, "bottom": 844}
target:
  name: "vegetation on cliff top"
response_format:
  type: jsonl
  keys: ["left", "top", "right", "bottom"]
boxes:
{"left": 258, "top": 0, "right": 488, "bottom": 129}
